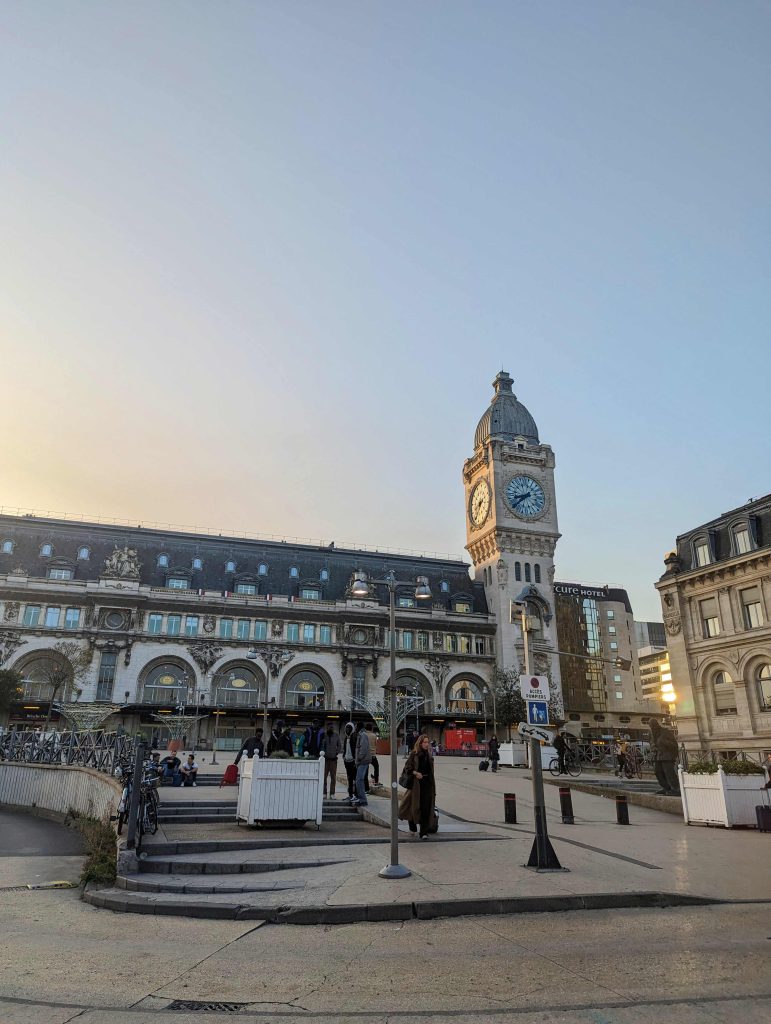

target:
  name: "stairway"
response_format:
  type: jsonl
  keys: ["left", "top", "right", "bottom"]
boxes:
{"left": 157, "top": 798, "right": 361, "bottom": 826}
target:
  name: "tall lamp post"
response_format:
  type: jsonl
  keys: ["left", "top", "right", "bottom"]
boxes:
{"left": 350, "top": 570, "right": 432, "bottom": 879}
{"left": 483, "top": 685, "right": 497, "bottom": 741}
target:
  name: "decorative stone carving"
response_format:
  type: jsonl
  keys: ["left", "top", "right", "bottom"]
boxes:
{"left": 424, "top": 657, "right": 450, "bottom": 689}
{"left": 340, "top": 656, "right": 348, "bottom": 678}
{"left": 103, "top": 546, "right": 141, "bottom": 579}
{"left": 84, "top": 606, "right": 95, "bottom": 628}
{"left": 496, "top": 559, "right": 508, "bottom": 587}
{"left": 203, "top": 615, "right": 215, "bottom": 634}
{"left": 344, "top": 624, "right": 377, "bottom": 646}
{"left": 10, "top": 567, "right": 27, "bottom": 576}
{"left": 98, "top": 608, "right": 131, "bottom": 631}
{"left": 132, "top": 609, "right": 145, "bottom": 632}
{"left": 3, "top": 602, "right": 19, "bottom": 622}
{"left": 432, "top": 631, "right": 443, "bottom": 649}
{"left": 662, "top": 594, "right": 682, "bottom": 636}
{"left": 124, "top": 639, "right": 134, "bottom": 666}
{"left": 271, "top": 621, "right": 283, "bottom": 638}
{"left": 0, "top": 630, "right": 25, "bottom": 666}
{"left": 188, "top": 643, "right": 223, "bottom": 673}
{"left": 258, "top": 646, "right": 295, "bottom": 678}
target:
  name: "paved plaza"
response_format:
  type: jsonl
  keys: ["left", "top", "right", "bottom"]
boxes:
{"left": 1, "top": 756, "right": 769, "bottom": 1022}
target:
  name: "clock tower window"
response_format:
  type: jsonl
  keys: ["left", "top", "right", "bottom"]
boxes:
{"left": 534, "top": 564, "right": 541, "bottom": 584}
{"left": 515, "top": 562, "right": 521, "bottom": 582}
{"left": 524, "top": 563, "right": 531, "bottom": 583}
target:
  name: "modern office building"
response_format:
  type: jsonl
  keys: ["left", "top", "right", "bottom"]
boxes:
{"left": 655, "top": 494, "right": 771, "bottom": 757}
{"left": 634, "top": 621, "right": 667, "bottom": 650}
{"left": 554, "top": 583, "right": 659, "bottom": 738}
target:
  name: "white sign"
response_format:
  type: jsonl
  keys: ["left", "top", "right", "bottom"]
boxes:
{"left": 518, "top": 722, "right": 555, "bottom": 744}
{"left": 519, "top": 675, "right": 549, "bottom": 701}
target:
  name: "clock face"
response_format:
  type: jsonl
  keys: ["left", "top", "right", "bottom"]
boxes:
{"left": 469, "top": 479, "right": 491, "bottom": 526}
{"left": 506, "top": 475, "right": 546, "bottom": 518}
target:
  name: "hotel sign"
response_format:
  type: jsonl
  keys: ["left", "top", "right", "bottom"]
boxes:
{"left": 554, "top": 583, "right": 609, "bottom": 601}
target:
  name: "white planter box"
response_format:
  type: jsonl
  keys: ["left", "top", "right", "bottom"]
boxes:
{"left": 679, "top": 767, "right": 763, "bottom": 828}
{"left": 498, "top": 741, "right": 528, "bottom": 767}
{"left": 526, "top": 744, "right": 557, "bottom": 770}
{"left": 237, "top": 755, "right": 324, "bottom": 828}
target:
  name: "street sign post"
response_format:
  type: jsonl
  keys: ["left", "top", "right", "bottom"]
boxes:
{"left": 519, "top": 675, "right": 549, "bottom": 701}
{"left": 518, "top": 721, "right": 554, "bottom": 744}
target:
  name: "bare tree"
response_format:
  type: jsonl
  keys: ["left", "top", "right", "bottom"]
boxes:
{"left": 0, "top": 669, "right": 23, "bottom": 719}
{"left": 489, "top": 666, "right": 527, "bottom": 741}
{"left": 33, "top": 641, "right": 92, "bottom": 731}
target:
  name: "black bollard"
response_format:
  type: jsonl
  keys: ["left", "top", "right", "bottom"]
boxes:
{"left": 615, "top": 793, "right": 630, "bottom": 825}
{"left": 559, "top": 786, "right": 574, "bottom": 824}
{"left": 504, "top": 792, "right": 517, "bottom": 824}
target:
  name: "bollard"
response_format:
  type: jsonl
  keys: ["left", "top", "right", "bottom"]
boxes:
{"left": 504, "top": 793, "right": 517, "bottom": 824}
{"left": 615, "top": 793, "right": 630, "bottom": 825}
{"left": 559, "top": 786, "right": 574, "bottom": 824}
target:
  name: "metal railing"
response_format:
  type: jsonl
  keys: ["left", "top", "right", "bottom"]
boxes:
{"left": 0, "top": 728, "right": 134, "bottom": 775}
{"left": 678, "top": 746, "right": 766, "bottom": 770}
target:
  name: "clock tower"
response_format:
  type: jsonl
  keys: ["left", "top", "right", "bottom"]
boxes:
{"left": 463, "top": 371, "right": 563, "bottom": 713}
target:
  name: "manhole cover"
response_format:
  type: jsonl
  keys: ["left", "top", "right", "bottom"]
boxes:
{"left": 167, "top": 1001, "right": 246, "bottom": 1012}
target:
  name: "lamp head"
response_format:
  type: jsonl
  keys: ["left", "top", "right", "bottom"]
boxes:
{"left": 351, "top": 571, "right": 370, "bottom": 598}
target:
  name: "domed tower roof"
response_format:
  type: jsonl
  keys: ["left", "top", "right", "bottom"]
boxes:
{"left": 474, "top": 371, "right": 539, "bottom": 449}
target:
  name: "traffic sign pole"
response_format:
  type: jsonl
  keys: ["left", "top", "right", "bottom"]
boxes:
{"left": 518, "top": 606, "right": 563, "bottom": 872}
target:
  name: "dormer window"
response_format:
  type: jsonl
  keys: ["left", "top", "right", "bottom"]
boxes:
{"left": 166, "top": 577, "right": 188, "bottom": 590}
{"left": 289, "top": 566, "right": 299, "bottom": 578}
{"left": 2, "top": 539, "right": 14, "bottom": 554}
{"left": 258, "top": 563, "right": 268, "bottom": 576}
{"left": 733, "top": 526, "right": 751, "bottom": 555}
{"left": 440, "top": 581, "right": 450, "bottom": 594}
{"left": 192, "top": 557, "right": 203, "bottom": 571}
{"left": 157, "top": 554, "right": 169, "bottom": 568}
{"left": 694, "top": 539, "right": 711, "bottom": 567}
{"left": 225, "top": 560, "right": 236, "bottom": 573}
{"left": 40, "top": 543, "right": 53, "bottom": 557}
{"left": 320, "top": 569, "right": 329, "bottom": 582}
{"left": 77, "top": 547, "right": 90, "bottom": 561}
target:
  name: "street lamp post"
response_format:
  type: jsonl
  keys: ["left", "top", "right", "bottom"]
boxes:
{"left": 210, "top": 682, "right": 221, "bottom": 765}
{"left": 351, "top": 570, "right": 432, "bottom": 880}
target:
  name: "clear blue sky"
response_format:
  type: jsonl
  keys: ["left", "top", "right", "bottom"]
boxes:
{"left": 1, "top": 1, "right": 769, "bottom": 619}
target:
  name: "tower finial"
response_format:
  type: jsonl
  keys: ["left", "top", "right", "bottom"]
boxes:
{"left": 492, "top": 370, "right": 514, "bottom": 396}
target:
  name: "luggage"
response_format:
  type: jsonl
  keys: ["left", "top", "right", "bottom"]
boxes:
{"left": 220, "top": 764, "right": 239, "bottom": 787}
{"left": 756, "top": 790, "right": 771, "bottom": 832}
{"left": 479, "top": 759, "right": 489, "bottom": 772}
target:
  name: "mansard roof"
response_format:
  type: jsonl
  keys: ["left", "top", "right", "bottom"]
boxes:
{"left": 667, "top": 493, "right": 771, "bottom": 575}
{"left": 0, "top": 514, "right": 488, "bottom": 614}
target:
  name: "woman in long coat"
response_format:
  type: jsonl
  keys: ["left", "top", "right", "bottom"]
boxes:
{"left": 398, "top": 734, "right": 437, "bottom": 839}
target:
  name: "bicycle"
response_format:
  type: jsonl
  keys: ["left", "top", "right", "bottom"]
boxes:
{"left": 549, "top": 752, "right": 582, "bottom": 777}
{"left": 114, "top": 759, "right": 160, "bottom": 837}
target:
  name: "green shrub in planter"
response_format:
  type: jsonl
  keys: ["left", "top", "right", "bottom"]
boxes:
{"left": 686, "top": 760, "right": 718, "bottom": 775}
{"left": 686, "top": 758, "right": 763, "bottom": 776}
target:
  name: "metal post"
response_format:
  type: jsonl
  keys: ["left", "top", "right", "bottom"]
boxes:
{"left": 615, "top": 793, "right": 630, "bottom": 825}
{"left": 262, "top": 689, "right": 269, "bottom": 737}
{"left": 380, "top": 578, "right": 410, "bottom": 879}
{"left": 521, "top": 607, "right": 562, "bottom": 871}
{"left": 504, "top": 792, "right": 517, "bottom": 823}
{"left": 559, "top": 786, "right": 574, "bottom": 824}
{"left": 210, "top": 687, "right": 219, "bottom": 765}
{"left": 125, "top": 740, "right": 146, "bottom": 850}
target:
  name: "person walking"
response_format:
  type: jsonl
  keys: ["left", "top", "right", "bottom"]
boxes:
{"left": 342, "top": 722, "right": 357, "bottom": 803}
{"left": 398, "top": 734, "right": 437, "bottom": 839}
{"left": 488, "top": 734, "right": 500, "bottom": 773}
{"left": 234, "top": 729, "right": 264, "bottom": 765}
{"left": 614, "top": 736, "right": 628, "bottom": 778}
{"left": 353, "top": 721, "right": 372, "bottom": 806}
{"left": 649, "top": 717, "right": 680, "bottom": 795}
{"left": 321, "top": 723, "right": 341, "bottom": 798}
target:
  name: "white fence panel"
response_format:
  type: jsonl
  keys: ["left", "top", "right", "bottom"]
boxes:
{"left": 0, "top": 763, "right": 121, "bottom": 823}
{"left": 238, "top": 755, "right": 324, "bottom": 826}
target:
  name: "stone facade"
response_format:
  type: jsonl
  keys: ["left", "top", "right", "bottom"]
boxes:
{"left": 655, "top": 494, "right": 771, "bottom": 756}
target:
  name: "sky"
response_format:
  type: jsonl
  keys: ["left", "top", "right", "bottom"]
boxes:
{"left": 1, "top": 1, "right": 769, "bottom": 620}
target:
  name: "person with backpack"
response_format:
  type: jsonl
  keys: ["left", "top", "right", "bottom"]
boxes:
{"left": 321, "top": 723, "right": 341, "bottom": 798}
{"left": 353, "top": 721, "right": 373, "bottom": 806}
{"left": 342, "top": 722, "right": 357, "bottom": 803}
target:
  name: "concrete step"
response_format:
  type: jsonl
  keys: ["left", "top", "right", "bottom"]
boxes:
{"left": 138, "top": 855, "right": 351, "bottom": 876}
{"left": 117, "top": 873, "right": 307, "bottom": 895}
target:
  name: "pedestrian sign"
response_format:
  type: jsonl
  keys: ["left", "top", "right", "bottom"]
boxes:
{"left": 526, "top": 700, "right": 549, "bottom": 726}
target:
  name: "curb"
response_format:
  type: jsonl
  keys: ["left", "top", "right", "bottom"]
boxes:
{"left": 542, "top": 777, "right": 684, "bottom": 815}
{"left": 82, "top": 888, "right": 721, "bottom": 924}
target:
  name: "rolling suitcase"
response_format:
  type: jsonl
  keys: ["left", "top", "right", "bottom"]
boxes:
{"left": 479, "top": 759, "right": 489, "bottom": 772}
{"left": 756, "top": 789, "right": 771, "bottom": 833}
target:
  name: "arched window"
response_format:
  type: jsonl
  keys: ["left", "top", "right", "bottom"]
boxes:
{"left": 2, "top": 540, "right": 14, "bottom": 554}
{"left": 258, "top": 563, "right": 268, "bottom": 576}
{"left": 192, "top": 557, "right": 203, "bottom": 570}
{"left": 40, "top": 543, "right": 53, "bottom": 557}
{"left": 157, "top": 554, "right": 169, "bottom": 568}
{"left": 713, "top": 670, "right": 737, "bottom": 715}
{"left": 440, "top": 580, "right": 450, "bottom": 594}
{"left": 77, "top": 547, "right": 90, "bottom": 561}
{"left": 17, "top": 653, "right": 77, "bottom": 701}
{"left": 286, "top": 671, "right": 326, "bottom": 709}
{"left": 142, "top": 663, "right": 191, "bottom": 705}
{"left": 534, "top": 564, "right": 541, "bottom": 583}
{"left": 524, "top": 563, "right": 532, "bottom": 583}
{"left": 289, "top": 566, "right": 299, "bottom": 578}
{"left": 693, "top": 536, "right": 711, "bottom": 567}
{"left": 320, "top": 568, "right": 329, "bottom": 582}
{"left": 225, "top": 560, "right": 236, "bottom": 573}
{"left": 733, "top": 524, "right": 752, "bottom": 555}
{"left": 214, "top": 665, "right": 262, "bottom": 708}
{"left": 757, "top": 664, "right": 771, "bottom": 711}
{"left": 515, "top": 562, "right": 521, "bottom": 582}
{"left": 447, "top": 679, "right": 483, "bottom": 714}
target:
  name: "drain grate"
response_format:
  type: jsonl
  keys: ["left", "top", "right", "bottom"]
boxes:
{"left": 167, "top": 1000, "right": 246, "bottom": 1013}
